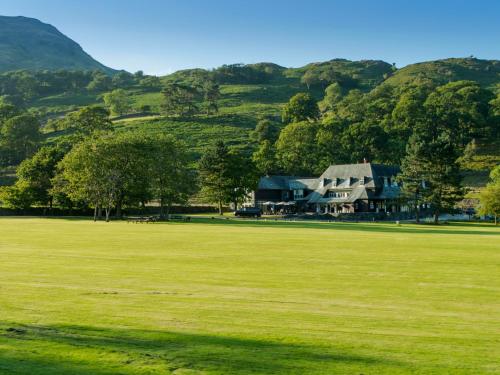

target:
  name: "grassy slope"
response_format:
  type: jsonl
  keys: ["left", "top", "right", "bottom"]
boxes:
{"left": 0, "top": 218, "right": 499, "bottom": 374}
{"left": 382, "top": 58, "right": 500, "bottom": 89}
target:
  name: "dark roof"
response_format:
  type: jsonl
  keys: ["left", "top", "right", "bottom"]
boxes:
{"left": 258, "top": 176, "right": 317, "bottom": 190}
{"left": 257, "top": 163, "right": 401, "bottom": 204}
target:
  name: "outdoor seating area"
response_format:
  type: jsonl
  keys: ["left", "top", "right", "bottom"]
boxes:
{"left": 260, "top": 201, "right": 297, "bottom": 215}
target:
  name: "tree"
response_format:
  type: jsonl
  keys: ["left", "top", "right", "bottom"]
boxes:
{"left": 0, "top": 114, "right": 41, "bottom": 165}
{"left": 478, "top": 166, "right": 500, "bottom": 225}
{"left": 147, "top": 133, "right": 195, "bottom": 217}
{"left": 161, "top": 83, "right": 200, "bottom": 116}
{"left": 65, "top": 106, "right": 113, "bottom": 135}
{"left": 251, "top": 118, "right": 279, "bottom": 143}
{"left": 282, "top": 93, "right": 320, "bottom": 124}
{"left": 318, "top": 83, "right": 344, "bottom": 113}
{"left": 3, "top": 144, "right": 69, "bottom": 209}
{"left": 227, "top": 150, "right": 258, "bottom": 210}
{"left": 103, "top": 89, "right": 133, "bottom": 116}
{"left": 424, "top": 81, "right": 495, "bottom": 148}
{"left": 56, "top": 133, "right": 148, "bottom": 221}
{"left": 399, "top": 124, "right": 464, "bottom": 224}
{"left": 275, "top": 121, "right": 320, "bottom": 175}
{"left": 199, "top": 141, "right": 256, "bottom": 214}
{"left": 87, "top": 71, "right": 112, "bottom": 92}
{"left": 111, "top": 71, "right": 134, "bottom": 88}
{"left": 252, "top": 140, "right": 277, "bottom": 175}
{"left": 202, "top": 80, "right": 220, "bottom": 115}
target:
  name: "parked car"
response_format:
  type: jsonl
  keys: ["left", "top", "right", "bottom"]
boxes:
{"left": 234, "top": 207, "right": 262, "bottom": 218}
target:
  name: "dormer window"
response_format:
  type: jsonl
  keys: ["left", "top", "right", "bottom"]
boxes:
{"left": 360, "top": 176, "right": 368, "bottom": 185}
{"left": 332, "top": 178, "right": 337, "bottom": 187}
{"left": 346, "top": 177, "right": 351, "bottom": 186}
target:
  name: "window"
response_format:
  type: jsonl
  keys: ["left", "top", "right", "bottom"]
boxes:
{"left": 328, "top": 190, "right": 336, "bottom": 198}
{"left": 370, "top": 201, "right": 374, "bottom": 209}
{"left": 294, "top": 189, "right": 304, "bottom": 199}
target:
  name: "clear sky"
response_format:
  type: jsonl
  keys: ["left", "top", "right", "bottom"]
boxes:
{"left": 2, "top": 0, "right": 499, "bottom": 75}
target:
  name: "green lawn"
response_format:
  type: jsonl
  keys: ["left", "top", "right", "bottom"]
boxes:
{"left": 0, "top": 218, "right": 498, "bottom": 374}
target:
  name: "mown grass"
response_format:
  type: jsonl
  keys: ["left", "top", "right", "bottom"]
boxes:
{"left": 0, "top": 218, "right": 498, "bottom": 374}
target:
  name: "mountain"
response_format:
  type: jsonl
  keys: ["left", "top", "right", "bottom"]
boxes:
{"left": 0, "top": 15, "right": 114, "bottom": 73}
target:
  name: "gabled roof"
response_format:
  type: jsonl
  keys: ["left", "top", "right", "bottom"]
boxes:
{"left": 258, "top": 176, "right": 317, "bottom": 190}
{"left": 257, "top": 163, "right": 401, "bottom": 204}
{"left": 318, "top": 163, "right": 400, "bottom": 190}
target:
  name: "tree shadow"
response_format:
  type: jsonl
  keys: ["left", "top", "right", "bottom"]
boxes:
{"left": 0, "top": 323, "right": 406, "bottom": 374}
{"left": 173, "top": 218, "right": 500, "bottom": 237}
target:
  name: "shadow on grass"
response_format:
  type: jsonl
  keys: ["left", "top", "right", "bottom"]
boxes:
{"left": 2, "top": 216, "right": 498, "bottom": 236}
{"left": 0, "top": 323, "right": 405, "bottom": 375}
{"left": 171, "top": 218, "right": 500, "bottom": 237}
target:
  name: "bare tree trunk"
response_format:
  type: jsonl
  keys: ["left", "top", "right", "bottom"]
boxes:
{"left": 98, "top": 206, "right": 102, "bottom": 220}
{"left": 116, "top": 198, "right": 122, "bottom": 219}
{"left": 218, "top": 201, "right": 223, "bottom": 215}
{"left": 434, "top": 210, "right": 439, "bottom": 224}
{"left": 160, "top": 197, "right": 164, "bottom": 219}
{"left": 93, "top": 206, "right": 98, "bottom": 222}
{"left": 105, "top": 206, "right": 111, "bottom": 222}
{"left": 495, "top": 214, "right": 498, "bottom": 226}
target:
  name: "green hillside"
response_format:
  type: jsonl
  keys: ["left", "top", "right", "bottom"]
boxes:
{"left": 382, "top": 58, "right": 500, "bottom": 89}
{"left": 0, "top": 16, "right": 114, "bottom": 73}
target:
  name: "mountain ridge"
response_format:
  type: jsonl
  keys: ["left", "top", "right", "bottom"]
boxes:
{"left": 0, "top": 15, "right": 115, "bottom": 73}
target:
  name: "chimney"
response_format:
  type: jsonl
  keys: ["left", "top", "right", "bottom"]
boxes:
{"left": 363, "top": 158, "right": 368, "bottom": 164}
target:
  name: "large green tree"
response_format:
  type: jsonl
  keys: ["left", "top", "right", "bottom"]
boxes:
{"left": 399, "top": 124, "right": 464, "bottom": 224}
{"left": 275, "top": 121, "right": 320, "bottom": 175}
{"left": 478, "top": 166, "right": 500, "bottom": 225}
{"left": 3, "top": 143, "right": 69, "bottom": 209}
{"left": 199, "top": 141, "right": 257, "bottom": 214}
{"left": 146, "top": 133, "right": 194, "bottom": 217}
{"left": 282, "top": 93, "right": 320, "bottom": 124}
{"left": 103, "top": 89, "right": 133, "bottom": 116}
{"left": 65, "top": 106, "right": 113, "bottom": 135}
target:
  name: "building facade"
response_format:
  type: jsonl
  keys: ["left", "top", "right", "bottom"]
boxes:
{"left": 254, "top": 163, "right": 406, "bottom": 214}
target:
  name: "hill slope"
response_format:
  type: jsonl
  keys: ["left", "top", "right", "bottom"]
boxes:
{"left": 382, "top": 58, "right": 500, "bottom": 89}
{"left": 0, "top": 16, "right": 114, "bottom": 73}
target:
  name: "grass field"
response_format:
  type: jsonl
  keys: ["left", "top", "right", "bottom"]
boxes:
{"left": 0, "top": 218, "right": 499, "bottom": 374}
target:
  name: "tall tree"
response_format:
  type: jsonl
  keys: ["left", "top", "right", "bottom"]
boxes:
{"left": 147, "top": 133, "right": 195, "bottom": 217}
{"left": 3, "top": 143, "right": 69, "bottom": 209}
{"left": 282, "top": 93, "right": 320, "bottom": 124}
{"left": 252, "top": 140, "right": 277, "bottom": 176}
{"left": 399, "top": 124, "right": 464, "bottom": 224}
{"left": 251, "top": 118, "right": 279, "bottom": 143}
{"left": 275, "top": 121, "right": 320, "bottom": 175}
{"left": 199, "top": 141, "right": 256, "bottom": 214}
{"left": 478, "top": 166, "right": 500, "bottom": 225}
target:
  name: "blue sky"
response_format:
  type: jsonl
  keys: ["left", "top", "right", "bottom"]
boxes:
{"left": 2, "top": 0, "right": 499, "bottom": 75}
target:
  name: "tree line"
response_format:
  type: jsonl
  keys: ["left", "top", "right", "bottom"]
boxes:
{"left": 0, "top": 103, "right": 257, "bottom": 219}
{"left": 0, "top": 69, "right": 160, "bottom": 106}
